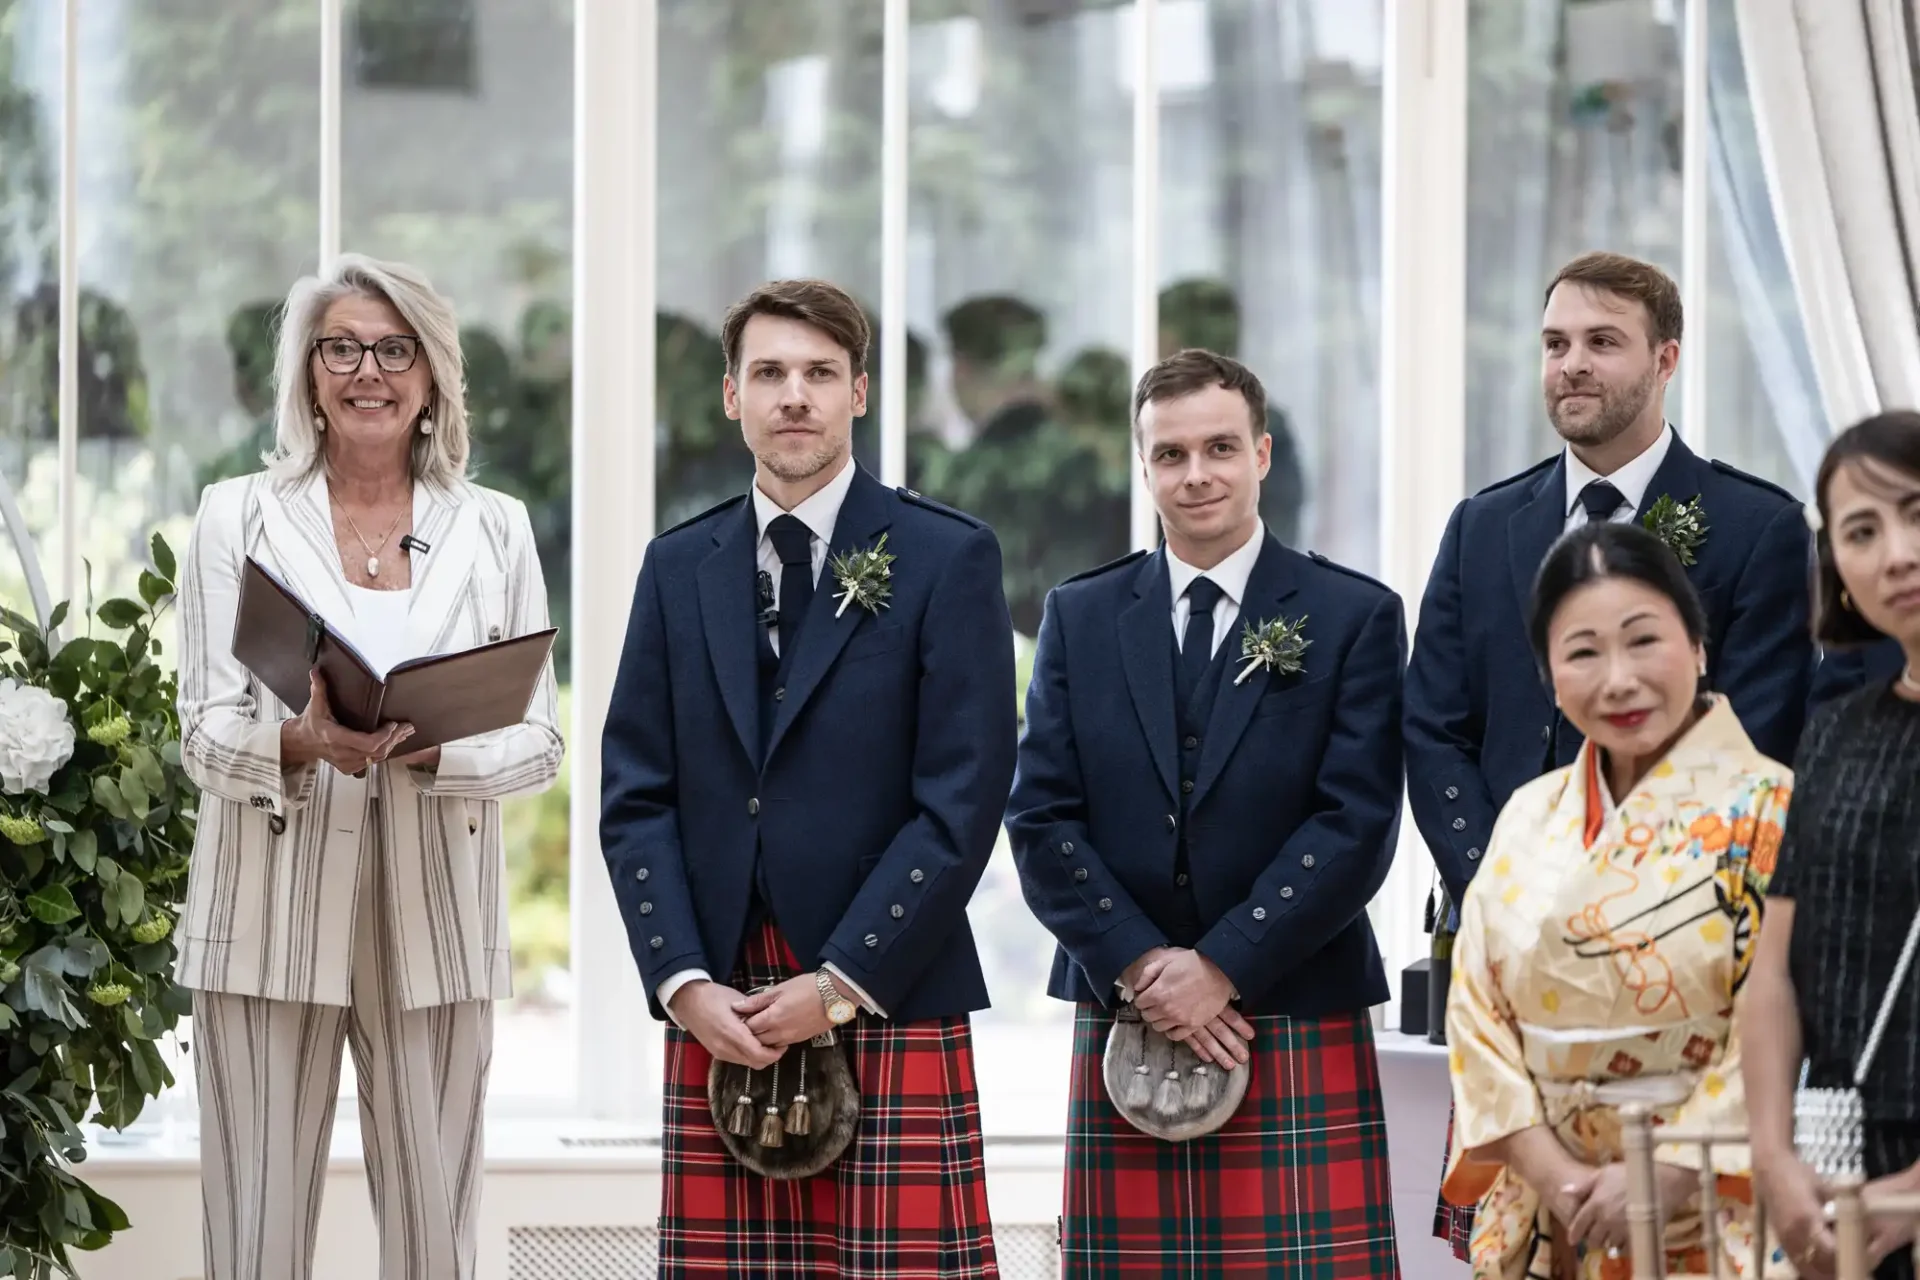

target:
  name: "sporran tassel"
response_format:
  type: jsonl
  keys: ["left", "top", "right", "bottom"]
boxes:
{"left": 757, "top": 1058, "right": 786, "bottom": 1147}
{"left": 726, "top": 1089, "right": 755, "bottom": 1138}
{"left": 1155, "top": 1069, "right": 1184, "bottom": 1117}
{"left": 1125, "top": 1062, "right": 1154, "bottom": 1110}
{"left": 1186, "top": 1064, "right": 1212, "bottom": 1110}
{"left": 784, "top": 1049, "right": 812, "bottom": 1136}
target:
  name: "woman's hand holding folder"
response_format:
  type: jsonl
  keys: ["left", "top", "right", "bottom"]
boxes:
{"left": 281, "top": 667, "right": 416, "bottom": 776}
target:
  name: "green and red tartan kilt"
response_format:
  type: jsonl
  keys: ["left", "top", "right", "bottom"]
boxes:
{"left": 1432, "top": 1105, "right": 1475, "bottom": 1260}
{"left": 658, "top": 919, "right": 999, "bottom": 1278}
{"left": 1062, "top": 1003, "right": 1401, "bottom": 1278}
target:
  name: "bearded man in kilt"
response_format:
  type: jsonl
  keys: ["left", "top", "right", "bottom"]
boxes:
{"left": 600, "top": 279, "right": 1017, "bottom": 1278}
{"left": 1007, "top": 349, "right": 1404, "bottom": 1278}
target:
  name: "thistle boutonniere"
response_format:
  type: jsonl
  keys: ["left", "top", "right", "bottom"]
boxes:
{"left": 1234, "top": 614, "right": 1310, "bottom": 686}
{"left": 830, "top": 534, "right": 895, "bottom": 617}
{"left": 1641, "top": 494, "right": 1709, "bottom": 566}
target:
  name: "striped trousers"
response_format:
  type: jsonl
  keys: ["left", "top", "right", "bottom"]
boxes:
{"left": 192, "top": 808, "right": 493, "bottom": 1280}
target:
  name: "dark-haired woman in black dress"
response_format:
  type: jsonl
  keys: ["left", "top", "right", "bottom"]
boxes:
{"left": 1744, "top": 410, "right": 1920, "bottom": 1280}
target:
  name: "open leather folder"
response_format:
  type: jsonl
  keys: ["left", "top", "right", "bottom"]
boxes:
{"left": 232, "top": 556, "right": 557, "bottom": 755}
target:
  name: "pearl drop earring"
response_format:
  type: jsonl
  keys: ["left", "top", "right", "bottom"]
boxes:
{"left": 312, "top": 403, "right": 326, "bottom": 433}
{"left": 419, "top": 414, "right": 434, "bottom": 436}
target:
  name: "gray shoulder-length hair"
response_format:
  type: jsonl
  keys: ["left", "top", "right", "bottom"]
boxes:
{"left": 265, "top": 253, "right": 471, "bottom": 486}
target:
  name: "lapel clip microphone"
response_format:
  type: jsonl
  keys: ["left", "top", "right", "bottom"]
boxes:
{"left": 756, "top": 570, "right": 779, "bottom": 626}
{"left": 399, "top": 534, "right": 431, "bottom": 555}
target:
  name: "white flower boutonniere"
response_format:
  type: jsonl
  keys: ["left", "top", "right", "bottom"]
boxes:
{"left": 1234, "top": 615, "right": 1310, "bottom": 686}
{"left": 1641, "top": 494, "right": 1708, "bottom": 566}
{"left": 830, "top": 534, "right": 895, "bottom": 618}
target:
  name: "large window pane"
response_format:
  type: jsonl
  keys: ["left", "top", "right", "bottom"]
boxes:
{"left": 1703, "top": 0, "right": 1822, "bottom": 495}
{"left": 343, "top": 0, "right": 574, "bottom": 1106}
{"left": 905, "top": 0, "right": 1134, "bottom": 1136}
{"left": 1161, "top": 0, "right": 1382, "bottom": 571}
{"left": 1466, "top": 0, "right": 1682, "bottom": 491}
{"left": 656, "top": 0, "right": 884, "bottom": 532}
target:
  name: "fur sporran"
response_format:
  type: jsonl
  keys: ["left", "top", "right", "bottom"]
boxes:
{"left": 707, "top": 1024, "right": 860, "bottom": 1180}
{"left": 1793, "top": 907, "right": 1920, "bottom": 1182}
{"left": 1102, "top": 1001, "right": 1250, "bottom": 1142}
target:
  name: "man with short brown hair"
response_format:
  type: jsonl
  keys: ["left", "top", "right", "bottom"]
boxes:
{"left": 1407, "top": 250, "right": 1821, "bottom": 1260}
{"left": 1009, "top": 346, "right": 1404, "bottom": 1276}
{"left": 602, "top": 276, "right": 1015, "bottom": 1276}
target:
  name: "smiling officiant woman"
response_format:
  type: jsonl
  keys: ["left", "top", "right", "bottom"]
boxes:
{"left": 599, "top": 278, "right": 1016, "bottom": 1277}
{"left": 173, "top": 254, "right": 563, "bottom": 1280}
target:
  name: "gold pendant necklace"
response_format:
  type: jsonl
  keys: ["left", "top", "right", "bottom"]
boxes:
{"left": 331, "top": 491, "right": 406, "bottom": 579}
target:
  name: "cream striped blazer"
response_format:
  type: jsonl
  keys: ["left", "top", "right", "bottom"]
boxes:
{"left": 174, "top": 469, "right": 563, "bottom": 1010}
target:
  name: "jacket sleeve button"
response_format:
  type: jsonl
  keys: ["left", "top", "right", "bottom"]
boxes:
{"left": 909, "top": 869, "right": 924, "bottom": 883}
{"left": 648, "top": 936, "right": 664, "bottom": 950}
{"left": 890, "top": 904, "right": 904, "bottom": 919}
{"left": 639, "top": 902, "right": 653, "bottom": 915}
{"left": 1279, "top": 886, "right": 1294, "bottom": 899}
{"left": 1073, "top": 868, "right": 1088, "bottom": 882}
{"left": 1251, "top": 906, "right": 1267, "bottom": 921}
{"left": 1452, "top": 817, "right": 1467, "bottom": 831}
{"left": 636, "top": 868, "right": 649, "bottom": 882}
{"left": 1061, "top": 840, "right": 1075, "bottom": 855}
{"left": 1444, "top": 786, "right": 1459, "bottom": 800}
{"left": 864, "top": 934, "right": 879, "bottom": 948}
{"left": 1467, "top": 847, "right": 1482, "bottom": 861}
{"left": 1097, "top": 898, "right": 1112, "bottom": 911}
{"left": 1301, "top": 854, "right": 1315, "bottom": 869}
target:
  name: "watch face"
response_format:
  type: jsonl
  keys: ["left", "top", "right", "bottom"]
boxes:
{"left": 828, "top": 1000, "right": 856, "bottom": 1024}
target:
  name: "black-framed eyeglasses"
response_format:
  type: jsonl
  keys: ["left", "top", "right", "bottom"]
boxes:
{"left": 313, "top": 334, "right": 422, "bottom": 375}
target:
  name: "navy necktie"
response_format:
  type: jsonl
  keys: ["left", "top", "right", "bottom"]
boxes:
{"left": 767, "top": 514, "right": 815, "bottom": 658}
{"left": 1578, "top": 479, "right": 1626, "bottom": 524}
{"left": 1178, "top": 576, "right": 1225, "bottom": 711}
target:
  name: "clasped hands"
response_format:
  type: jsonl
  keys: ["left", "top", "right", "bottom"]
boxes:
{"left": 1121, "top": 946, "right": 1254, "bottom": 1069}
{"left": 1540, "top": 1160, "right": 1697, "bottom": 1262}
{"left": 669, "top": 974, "right": 850, "bottom": 1069}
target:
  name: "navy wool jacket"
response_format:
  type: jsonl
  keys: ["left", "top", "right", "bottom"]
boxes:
{"left": 599, "top": 466, "right": 1018, "bottom": 1021}
{"left": 1006, "top": 534, "right": 1405, "bottom": 1018}
{"left": 1404, "top": 435, "right": 1828, "bottom": 906}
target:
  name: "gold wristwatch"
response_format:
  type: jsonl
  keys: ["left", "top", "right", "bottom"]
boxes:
{"left": 815, "top": 969, "right": 857, "bottom": 1025}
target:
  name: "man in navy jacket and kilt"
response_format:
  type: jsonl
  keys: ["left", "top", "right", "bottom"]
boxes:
{"left": 600, "top": 279, "right": 1017, "bottom": 1277}
{"left": 1007, "top": 349, "right": 1403, "bottom": 1277}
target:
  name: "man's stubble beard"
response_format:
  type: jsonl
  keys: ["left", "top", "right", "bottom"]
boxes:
{"left": 755, "top": 434, "right": 846, "bottom": 485}
{"left": 1549, "top": 364, "right": 1657, "bottom": 448}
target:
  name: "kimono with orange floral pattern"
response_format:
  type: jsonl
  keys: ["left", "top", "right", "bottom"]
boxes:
{"left": 1441, "top": 697, "right": 1791, "bottom": 1280}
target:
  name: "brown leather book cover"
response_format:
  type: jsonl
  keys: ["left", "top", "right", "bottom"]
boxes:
{"left": 232, "top": 556, "right": 557, "bottom": 753}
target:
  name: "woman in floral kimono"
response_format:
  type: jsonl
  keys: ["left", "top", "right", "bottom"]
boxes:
{"left": 1442, "top": 519, "right": 1790, "bottom": 1280}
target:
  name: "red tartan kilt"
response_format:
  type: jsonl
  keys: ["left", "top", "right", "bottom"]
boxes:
{"left": 659, "top": 920, "right": 999, "bottom": 1278}
{"left": 1432, "top": 1104, "right": 1475, "bottom": 1260}
{"left": 1062, "top": 1003, "right": 1401, "bottom": 1278}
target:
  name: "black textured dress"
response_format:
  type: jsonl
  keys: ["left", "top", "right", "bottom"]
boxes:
{"left": 1771, "top": 682, "right": 1920, "bottom": 1280}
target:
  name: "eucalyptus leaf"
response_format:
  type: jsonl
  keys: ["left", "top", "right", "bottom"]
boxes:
{"left": 41, "top": 819, "right": 74, "bottom": 835}
{"left": 118, "top": 769, "right": 150, "bottom": 820}
{"left": 68, "top": 829, "right": 97, "bottom": 873}
{"left": 59, "top": 937, "right": 107, "bottom": 976}
{"left": 113, "top": 875, "right": 144, "bottom": 929}
{"left": 91, "top": 775, "right": 130, "bottom": 821}
{"left": 131, "top": 746, "right": 165, "bottom": 794}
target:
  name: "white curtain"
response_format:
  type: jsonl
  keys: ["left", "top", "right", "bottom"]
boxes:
{"left": 1734, "top": 0, "right": 1920, "bottom": 426}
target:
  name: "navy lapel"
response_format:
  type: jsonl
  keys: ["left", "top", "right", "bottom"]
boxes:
{"left": 696, "top": 501, "right": 762, "bottom": 764}
{"left": 1507, "top": 456, "right": 1569, "bottom": 622}
{"left": 762, "top": 467, "right": 895, "bottom": 762}
{"left": 1117, "top": 551, "right": 1178, "bottom": 802}
{"left": 1190, "top": 535, "right": 1299, "bottom": 809}
{"left": 1641, "top": 432, "right": 1713, "bottom": 585}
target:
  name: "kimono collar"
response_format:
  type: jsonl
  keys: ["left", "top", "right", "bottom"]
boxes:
{"left": 1574, "top": 694, "right": 1762, "bottom": 846}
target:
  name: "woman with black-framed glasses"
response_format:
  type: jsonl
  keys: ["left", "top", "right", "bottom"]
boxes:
{"left": 173, "top": 253, "right": 563, "bottom": 1280}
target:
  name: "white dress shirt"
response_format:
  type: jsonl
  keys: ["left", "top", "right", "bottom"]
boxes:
{"left": 1562, "top": 423, "right": 1674, "bottom": 532}
{"left": 657, "top": 457, "right": 885, "bottom": 1023}
{"left": 1166, "top": 521, "right": 1266, "bottom": 656}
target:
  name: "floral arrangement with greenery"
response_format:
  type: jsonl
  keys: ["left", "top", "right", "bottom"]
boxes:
{"left": 0, "top": 535, "right": 195, "bottom": 1280}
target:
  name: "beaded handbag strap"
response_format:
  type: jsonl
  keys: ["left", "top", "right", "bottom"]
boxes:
{"left": 1852, "top": 907, "right": 1920, "bottom": 1086}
